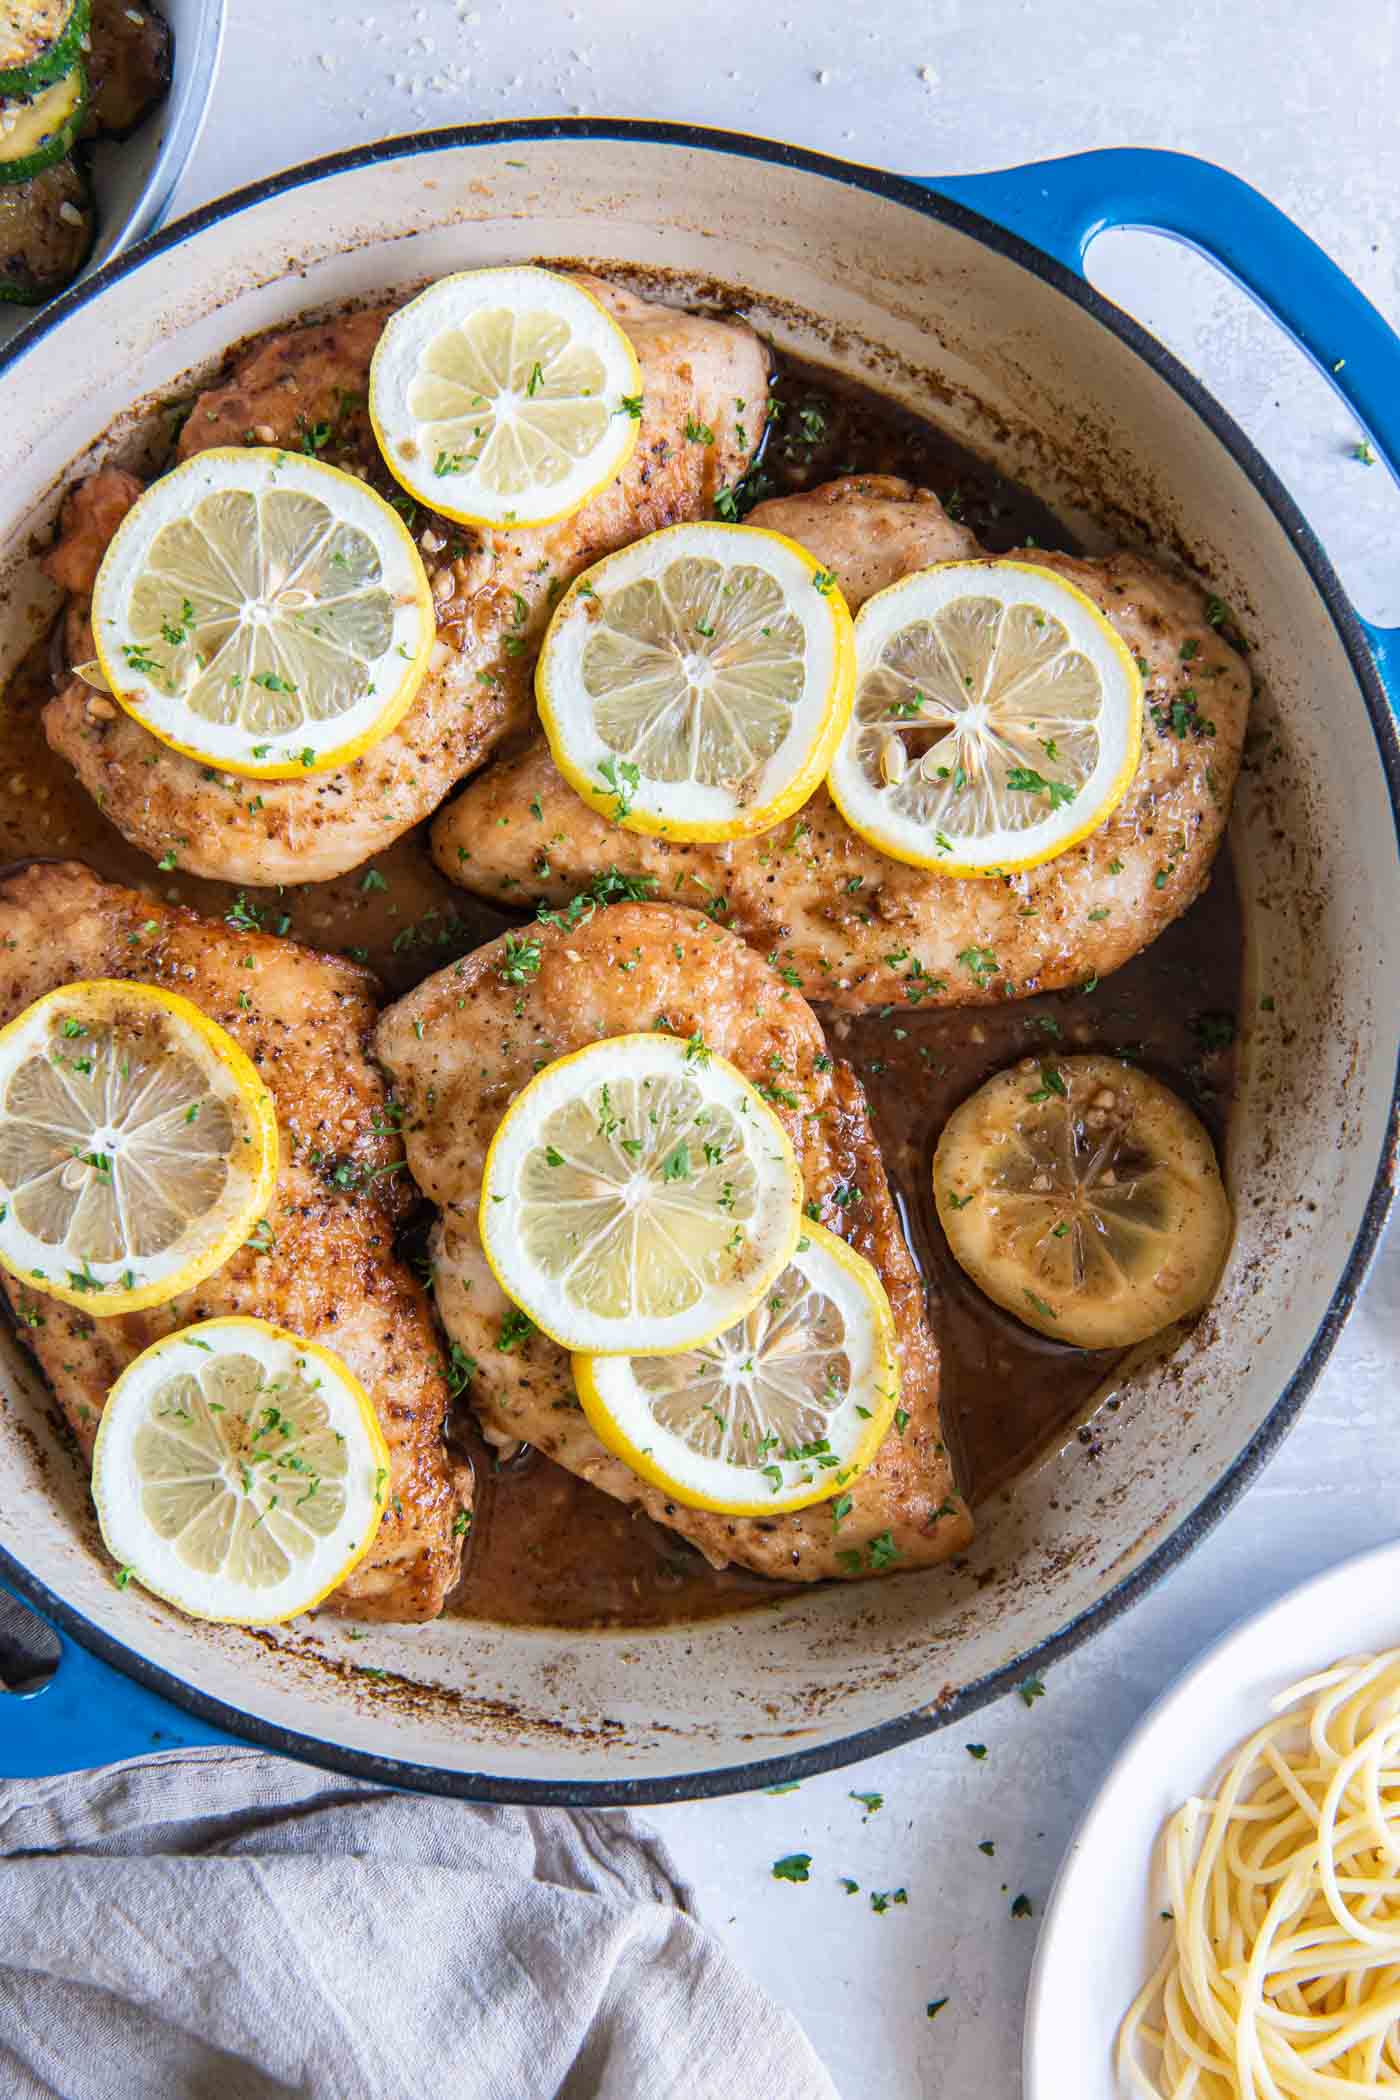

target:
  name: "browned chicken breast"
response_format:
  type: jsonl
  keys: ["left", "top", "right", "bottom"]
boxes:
{"left": 373, "top": 901, "right": 972, "bottom": 1582}
{"left": 0, "top": 861, "right": 466, "bottom": 1621}
{"left": 431, "top": 476, "right": 1251, "bottom": 1013}
{"left": 42, "top": 282, "right": 770, "bottom": 886}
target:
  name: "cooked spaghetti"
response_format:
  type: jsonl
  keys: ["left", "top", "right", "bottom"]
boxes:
{"left": 1118, "top": 1648, "right": 1400, "bottom": 2097}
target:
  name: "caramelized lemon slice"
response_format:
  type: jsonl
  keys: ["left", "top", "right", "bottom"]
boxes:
{"left": 574, "top": 1222, "right": 900, "bottom": 1514}
{"left": 0, "top": 980, "right": 277, "bottom": 1315}
{"left": 536, "top": 521, "right": 855, "bottom": 840}
{"left": 92, "top": 1317, "right": 389, "bottom": 1623}
{"left": 934, "top": 1053, "right": 1231, "bottom": 1347}
{"left": 369, "top": 266, "right": 642, "bottom": 529}
{"left": 479, "top": 1031, "right": 803, "bottom": 1355}
{"left": 828, "top": 560, "right": 1142, "bottom": 875}
{"left": 91, "top": 447, "right": 434, "bottom": 779}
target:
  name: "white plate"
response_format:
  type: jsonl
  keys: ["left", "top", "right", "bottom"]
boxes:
{"left": 1023, "top": 1536, "right": 1400, "bottom": 2099}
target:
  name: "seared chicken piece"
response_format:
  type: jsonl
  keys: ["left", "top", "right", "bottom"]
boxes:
{"left": 0, "top": 862, "right": 466, "bottom": 1621}
{"left": 43, "top": 282, "right": 770, "bottom": 886}
{"left": 374, "top": 902, "right": 971, "bottom": 1582}
{"left": 432, "top": 476, "right": 1250, "bottom": 1012}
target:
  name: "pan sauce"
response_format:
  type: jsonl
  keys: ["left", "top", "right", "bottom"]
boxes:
{"left": 2, "top": 352, "right": 1242, "bottom": 1630}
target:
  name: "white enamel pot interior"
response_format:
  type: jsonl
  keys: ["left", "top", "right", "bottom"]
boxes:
{"left": 0, "top": 125, "right": 1395, "bottom": 1802}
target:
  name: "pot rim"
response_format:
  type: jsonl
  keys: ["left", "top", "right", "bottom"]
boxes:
{"left": 1, "top": 117, "right": 1396, "bottom": 1805}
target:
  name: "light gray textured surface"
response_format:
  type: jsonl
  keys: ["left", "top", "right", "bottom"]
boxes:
{"left": 168, "top": 4, "right": 1399, "bottom": 2093}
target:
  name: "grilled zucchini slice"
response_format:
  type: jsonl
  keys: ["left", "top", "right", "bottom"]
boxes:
{"left": 85, "top": 0, "right": 172, "bottom": 139}
{"left": 0, "top": 60, "right": 86, "bottom": 184}
{"left": 0, "top": 0, "right": 87, "bottom": 99}
{"left": 0, "top": 154, "right": 93, "bottom": 302}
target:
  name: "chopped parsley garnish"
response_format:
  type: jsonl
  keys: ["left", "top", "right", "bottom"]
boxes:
{"left": 159, "top": 598, "right": 196, "bottom": 647}
{"left": 446, "top": 1342, "right": 477, "bottom": 1397}
{"left": 224, "top": 893, "right": 264, "bottom": 933}
{"left": 1005, "top": 765, "right": 1076, "bottom": 811}
{"left": 1026, "top": 1063, "right": 1067, "bottom": 1103}
{"left": 496, "top": 1308, "right": 536, "bottom": 1353}
{"left": 499, "top": 934, "right": 542, "bottom": 985}
{"left": 957, "top": 946, "right": 1000, "bottom": 986}
{"left": 597, "top": 755, "right": 641, "bottom": 821}
{"left": 771, "top": 1853, "right": 812, "bottom": 1883}
{"left": 536, "top": 867, "right": 659, "bottom": 931}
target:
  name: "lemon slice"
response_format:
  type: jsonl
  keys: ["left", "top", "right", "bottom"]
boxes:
{"left": 479, "top": 1031, "right": 803, "bottom": 1355}
{"left": 368, "top": 266, "right": 643, "bottom": 529}
{"left": 573, "top": 1221, "right": 900, "bottom": 1515}
{"left": 91, "top": 1317, "right": 390, "bottom": 1623}
{"left": 827, "top": 559, "right": 1142, "bottom": 875}
{"left": 536, "top": 521, "right": 856, "bottom": 840}
{"left": 0, "top": 980, "right": 277, "bottom": 1316}
{"left": 90, "top": 447, "right": 435, "bottom": 779}
{"left": 934, "top": 1053, "right": 1232, "bottom": 1347}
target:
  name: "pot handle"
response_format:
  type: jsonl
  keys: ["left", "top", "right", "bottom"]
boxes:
{"left": 0, "top": 1571, "right": 245, "bottom": 1776}
{"left": 920, "top": 149, "right": 1400, "bottom": 709}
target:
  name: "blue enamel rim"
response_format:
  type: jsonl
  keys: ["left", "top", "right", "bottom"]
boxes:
{"left": 0, "top": 119, "right": 1396, "bottom": 1805}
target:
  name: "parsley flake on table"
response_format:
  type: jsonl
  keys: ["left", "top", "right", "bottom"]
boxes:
{"left": 772, "top": 1853, "right": 812, "bottom": 1883}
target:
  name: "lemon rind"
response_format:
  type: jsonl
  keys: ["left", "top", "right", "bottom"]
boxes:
{"left": 536, "top": 520, "right": 857, "bottom": 843}
{"left": 571, "top": 1220, "right": 901, "bottom": 1515}
{"left": 91, "top": 1315, "right": 390, "bottom": 1624}
{"left": 933, "top": 1053, "right": 1232, "bottom": 1348}
{"left": 367, "top": 267, "right": 644, "bottom": 532}
{"left": 0, "top": 979, "right": 279, "bottom": 1317}
{"left": 478, "top": 1030, "right": 804, "bottom": 1357}
{"left": 827, "top": 559, "right": 1144, "bottom": 878}
{"left": 91, "top": 448, "right": 436, "bottom": 782}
